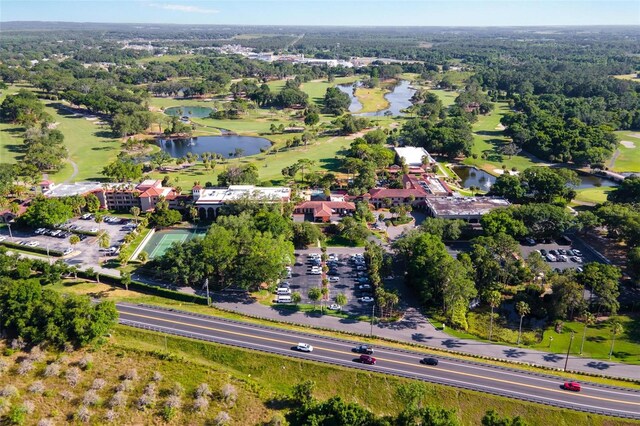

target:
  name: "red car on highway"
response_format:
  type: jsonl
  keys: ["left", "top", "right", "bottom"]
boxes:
{"left": 563, "top": 381, "right": 581, "bottom": 392}
{"left": 359, "top": 354, "right": 377, "bottom": 365}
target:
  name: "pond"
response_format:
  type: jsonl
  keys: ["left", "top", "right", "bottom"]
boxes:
{"left": 453, "top": 166, "right": 619, "bottom": 191}
{"left": 156, "top": 135, "right": 272, "bottom": 159}
{"left": 357, "top": 80, "right": 417, "bottom": 117}
{"left": 336, "top": 83, "right": 364, "bottom": 113}
{"left": 453, "top": 166, "right": 496, "bottom": 191}
{"left": 164, "top": 106, "right": 214, "bottom": 119}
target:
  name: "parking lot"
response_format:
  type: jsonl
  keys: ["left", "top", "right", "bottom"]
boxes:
{"left": 519, "top": 236, "right": 603, "bottom": 272}
{"left": 285, "top": 248, "right": 376, "bottom": 315}
{"left": 0, "top": 215, "right": 137, "bottom": 267}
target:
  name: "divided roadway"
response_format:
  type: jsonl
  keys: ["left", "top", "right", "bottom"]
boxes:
{"left": 116, "top": 303, "right": 640, "bottom": 420}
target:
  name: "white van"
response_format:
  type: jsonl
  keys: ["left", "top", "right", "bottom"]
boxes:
{"left": 277, "top": 288, "right": 292, "bottom": 295}
{"left": 277, "top": 295, "right": 292, "bottom": 303}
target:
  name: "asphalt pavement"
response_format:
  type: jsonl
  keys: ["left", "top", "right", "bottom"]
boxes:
{"left": 117, "top": 303, "right": 640, "bottom": 420}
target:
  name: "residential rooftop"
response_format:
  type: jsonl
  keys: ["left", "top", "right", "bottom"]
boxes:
{"left": 195, "top": 185, "right": 291, "bottom": 204}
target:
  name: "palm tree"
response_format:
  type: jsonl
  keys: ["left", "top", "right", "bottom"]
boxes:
{"left": 335, "top": 293, "right": 348, "bottom": 311}
{"left": 308, "top": 288, "right": 321, "bottom": 312}
{"left": 609, "top": 320, "right": 624, "bottom": 360}
{"left": 580, "top": 312, "right": 596, "bottom": 355}
{"left": 320, "top": 287, "right": 329, "bottom": 313}
{"left": 516, "top": 301, "right": 530, "bottom": 345}
{"left": 486, "top": 290, "right": 502, "bottom": 341}
{"left": 94, "top": 213, "right": 104, "bottom": 232}
{"left": 130, "top": 206, "right": 141, "bottom": 224}
{"left": 121, "top": 271, "right": 132, "bottom": 291}
{"left": 291, "top": 292, "right": 302, "bottom": 305}
{"left": 69, "top": 234, "right": 80, "bottom": 247}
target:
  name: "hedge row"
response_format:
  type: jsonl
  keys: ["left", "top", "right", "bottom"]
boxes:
{"left": 77, "top": 270, "right": 209, "bottom": 305}
{"left": 1, "top": 241, "right": 63, "bottom": 257}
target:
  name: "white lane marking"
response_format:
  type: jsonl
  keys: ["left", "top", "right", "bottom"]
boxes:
{"left": 119, "top": 305, "right": 640, "bottom": 397}
{"left": 122, "top": 319, "right": 640, "bottom": 418}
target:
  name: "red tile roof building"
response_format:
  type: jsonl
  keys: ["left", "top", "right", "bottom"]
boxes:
{"left": 293, "top": 201, "right": 356, "bottom": 222}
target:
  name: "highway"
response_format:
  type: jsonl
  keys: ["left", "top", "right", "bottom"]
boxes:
{"left": 116, "top": 303, "right": 640, "bottom": 420}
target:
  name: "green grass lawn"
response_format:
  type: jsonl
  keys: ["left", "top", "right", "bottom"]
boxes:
{"left": 429, "top": 89, "right": 458, "bottom": 107}
{"left": 462, "top": 102, "right": 543, "bottom": 173}
{"left": 611, "top": 130, "right": 640, "bottom": 173}
{"left": 573, "top": 186, "right": 615, "bottom": 204}
{"left": 354, "top": 86, "right": 390, "bottom": 113}
{"left": 531, "top": 315, "right": 640, "bottom": 364}
{"left": 137, "top": 53, "right": 201, "bottom": 64}
{"left": 267, "top": 76, "right": 359, "bottom": 107}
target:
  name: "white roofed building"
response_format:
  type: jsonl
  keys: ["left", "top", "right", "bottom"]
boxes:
{"left": 193, "top": 185, "right": 291, "bottom": 219}
{"left": 394, "top": 147, "right": 435, "bottom": 168}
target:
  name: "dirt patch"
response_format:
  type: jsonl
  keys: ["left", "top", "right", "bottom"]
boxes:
{"left": 621, "top": 140, "right": 637, "bottom": 148}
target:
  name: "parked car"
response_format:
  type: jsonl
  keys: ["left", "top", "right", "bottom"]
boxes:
{"left": 359, "top": 354, "right": 376, "bottom": 365}
{"left": 63, "top": 248, "right": 73, "bottom": 255}
{"left": 572, "top": 249, "right": 582, "bottom": 256}
{"left": 296, "top": 343, "right": 313, "bottom": 352}
{"left": 359, "top": 296, "right": 374, "bottom": 303}
{"left": 571, "top": 256, "right": 583, "bottom": 263}
{"left": 525, "top": 237, "right": 536, "bottom": 246}
{"left": 545, "top": 254, "right": 557, "bottom": 262}
{"left": 329, "top": 276, "right": 340, "bottom": 283}
{"left": 540, "top": 249, "right": 548, "bottom": 256}
{"left": 558, "top": 255, "right": 568, "bottom": 262}
{"left": 558, "top": 249, "right": 566, "bottom": 255}
{"left": 563, "top": 381, "right": 581, "bottom": 392}
{"left": 27, "top": 241, "right": 39, "bottom": 247}
{"left": 420, "top": 357, "right": 439, "bottom": 366}
{"left": 566, "top": 249, "right": 576, "bottom": 256}
{"left": 353, "top": 345, "right": 374, "bottom": 354}
{"left": 328, "top": 304, "right": 341, "bottom": 310}
{"left": 310, "top": 269, "right": 321, "bottom": 275}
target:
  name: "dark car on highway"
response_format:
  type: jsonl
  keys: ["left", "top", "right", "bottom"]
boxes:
{"left": 353, "top": 344, "right": 374, "bottom": 354}
{"left": 359, "top": 354, "right": 376, "bottom": 365}
{"left": 420, "top": 357, "right": 439, "bottom": 366}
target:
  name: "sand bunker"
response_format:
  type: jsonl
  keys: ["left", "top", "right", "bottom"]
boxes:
{"left": 629, "top": 133, "right": 640, "bottom": 139}
{"left": 495, "top": 123, "right": 506, "bottom": 131}
{"left": 493, "top": 169, "right": 519, "bottom": 176}
{"left": 620, "top": 140, "right": 637, "bottom": 149}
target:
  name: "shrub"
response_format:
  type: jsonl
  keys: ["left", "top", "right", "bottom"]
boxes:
{"left": 192, "top": 396, "right": 210, "bottom": 413}
{"left": 43, "top": 363, "right": 60, "bottom": 378}
{"left": 28, "top": 381, "right": 45, "bottom": 394}
{"left": 1, "top": 385, "right": 18, "bottom": 398}
{"left": 78, "top": 354, "right": 93, "bottom": 370}
{"left": 59, "top": 390, "right": 74, "bottom": 401}
{"left": 82, "top": 390, "right": 100, "bottom": 406}
{"left": 28, "top": 346, "right": 45, "bottom": 362}
{"left": 170, "top": 382, "right": 184, "bottom": 396}
{"left": 7, "top": 404, "right": 27, "bottom": 425}
{"left": 115, "top": 380, "right": 132, "bottom": 393}
{"left": 21, "top": 400, "right": 35, "bottom": 415}
{"left": 104, "top": 409, "right": 118, "bottom": 423}
{"left": 195, "top": 383, "right": 212, "bottom": 398}
{"left": 75, "top": 406, "right": 90, "bottom": 423}
{"left": 17, "top": 359, "right": 34, "bottom": 376}
{"left": 220, "top": 384, "right": 237, "bottom": 406}
{"left": 121, "top": 368, "right": 138, "bottom": 381}
{"left": 90, "top": 378, "right": 106, "bottom": 390}
{"left": 214, "top": 411, "right": 231, "bottom": 426}
{"left": 109, "top": 392, "right": 126, "bottom": 408}
{"left": 65, "top": 367, "right": 81, "bottom": 386}
{"left": 136, "top": 393, "right": 155, "bottom": 411}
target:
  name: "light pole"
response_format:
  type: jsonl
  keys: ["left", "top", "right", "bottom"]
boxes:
{"left": 203, "top": 278, "right": 210, "bottom": 306}
{"left": 549, "top": 336, "right": 553, "bottom": 348}
{"left": 564, "top": 332, "right": 575, "bottom": 372}
{"left": 370, "top": 304, "right": 375, "bottom": 337}
{"left": 6, "top": 222, "right": 13, "bottom": 240}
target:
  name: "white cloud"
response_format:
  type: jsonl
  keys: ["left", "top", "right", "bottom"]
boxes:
{"left": 149, "top": 3, "right": 219, "bottom": 14}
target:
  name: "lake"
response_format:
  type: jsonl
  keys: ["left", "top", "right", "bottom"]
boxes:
{"left": 453, "top": 166, "right": 619, "bottom": 191}
{"left": 164, "top": 106, "right": 214, "bottom": 118}
{"left": 357, "top": 80, "right": 417, "bottom": 117}
{"left": 157, "top": 135, "right": 272, "bottom": 158}
{"left": 336, "top": 83, "right": 364, "bottom": 113}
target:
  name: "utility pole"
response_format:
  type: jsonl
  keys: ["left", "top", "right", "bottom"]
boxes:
{"left": 564, "top": 332, "right": 575, "bottom": 372}
{"left": 6, "top": 222, "right": 12, "bottom": 240}
{"left": 370, "top": 304, "right": 375, "bottom": 337}
{"left": 203, "top": 278, "right": 210, "bottom": 306}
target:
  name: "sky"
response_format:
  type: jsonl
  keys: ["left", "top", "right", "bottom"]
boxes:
{"left": 1, "top": 0, "right": 639, "bottom": 26}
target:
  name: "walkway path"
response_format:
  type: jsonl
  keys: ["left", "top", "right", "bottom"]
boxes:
{"left": 63, "top": 159, "right": 79, "bottom": 184}
{"left": 609, "top": 148, "right": 621, "bottom": 170}
{"left": 212, "top": 295, "right": 640, "bottom": 380}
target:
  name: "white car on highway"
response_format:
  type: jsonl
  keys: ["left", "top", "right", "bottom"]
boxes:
{"left": 296, "top": 343, "right": 313, "bottom": 352}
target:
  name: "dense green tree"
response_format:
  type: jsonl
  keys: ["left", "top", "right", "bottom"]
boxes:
{"left": 578, "top": 263, "right": 621, "bottom": 315}
{"left": 20, "top": 196, "right": 74, "bottom": 228}
{"left": 322, "top": 87, "right": 351, "bottom": 115}
{"left": 489, "top": 174, "right": 525, "bottom": 202}
{"left": 608, "top": 176, "right": 640, "bottom": 204}
{"left": 419, "top": 218, "right": 465, "bottom": 241}
{"left": 293, "top": 222, "right": 324, "bottom": 248}
{"left": 0, "top": 89, "right": 49, "bottom": 125}
{"left": 481, "top": 208, "right": 527, "bottom": 238}
{"left": 102, "top": 157, "right": 143, "bottom": 182}
{"left": 482, "top": 409, "right": 528, "bottom": 426}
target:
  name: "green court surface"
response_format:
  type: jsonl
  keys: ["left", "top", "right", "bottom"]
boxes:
{"left": 143, "top": 228, "right": 207, "bottom": 259}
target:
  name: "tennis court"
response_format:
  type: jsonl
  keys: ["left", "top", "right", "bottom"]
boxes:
{"left": 142, "top": 228, "right": 207, "bottom": 259}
